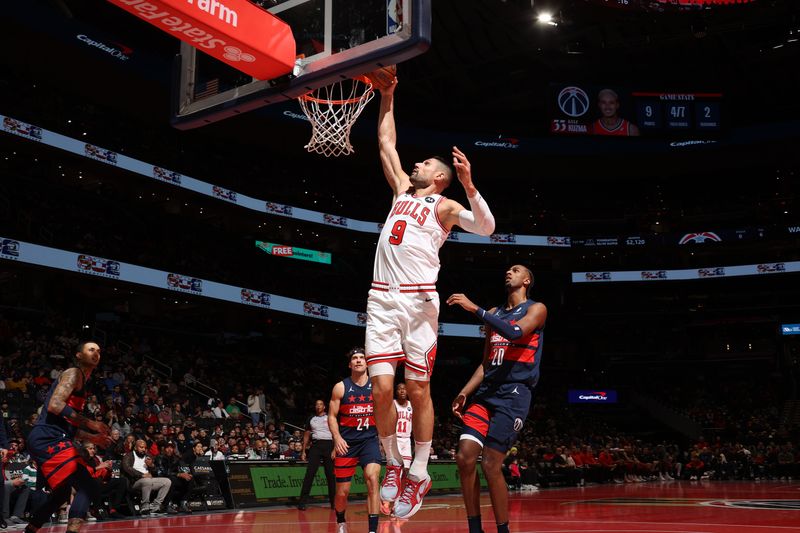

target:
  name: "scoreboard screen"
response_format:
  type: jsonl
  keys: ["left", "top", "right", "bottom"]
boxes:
{"left": 633, "top": 92, "right": 722, "bottom": 133}
{"left": 549, "top": 84, "right": 723, "bottom": 137}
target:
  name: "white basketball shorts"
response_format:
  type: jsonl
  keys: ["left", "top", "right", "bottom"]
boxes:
{"left": 365, "top": 283, "right": 439, "bottom": 382}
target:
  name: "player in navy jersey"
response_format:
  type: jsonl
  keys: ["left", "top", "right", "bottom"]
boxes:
{"left": 447, "top": 266, "right": 547, "bottom": 533}
{"left": 328, "top": 348, "right": 382, "bottom": 533}
{"left": 24, "top": 341, "right": 113, "bottom": 533}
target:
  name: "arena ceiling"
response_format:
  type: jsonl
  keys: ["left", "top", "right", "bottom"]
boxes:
{"left": 4, "top": 0, "right": 798, "bottom": 135}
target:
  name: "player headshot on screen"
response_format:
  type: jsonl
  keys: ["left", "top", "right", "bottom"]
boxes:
{"left": 591, "top": 89, "right": 640, "bottom": 137}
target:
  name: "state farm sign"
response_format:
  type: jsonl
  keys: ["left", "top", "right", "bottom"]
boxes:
{"left": 107, "top": 0, "right": 295, "bottom": 80}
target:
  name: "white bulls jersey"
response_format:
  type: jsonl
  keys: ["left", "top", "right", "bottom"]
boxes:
{"left": 373, "top": 193, "right": 449, "bottom": 285}
{"left": 394, "top": 400, "right": 413, "bottom": 439}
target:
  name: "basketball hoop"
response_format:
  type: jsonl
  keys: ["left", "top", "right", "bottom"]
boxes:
{"left": 298, "top": 76, "right": 375, "bottom": 158}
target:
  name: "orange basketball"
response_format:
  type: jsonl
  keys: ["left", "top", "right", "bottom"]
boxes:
{"left": 366, "top": 65, "right": 397, "bottom": 90}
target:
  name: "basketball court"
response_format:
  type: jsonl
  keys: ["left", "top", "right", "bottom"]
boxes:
{"left": 30, "top": 482, "right": 800, "bottom": 532}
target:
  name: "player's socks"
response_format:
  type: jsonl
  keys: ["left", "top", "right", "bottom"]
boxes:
{"left": 368, "top": 513, "right": 379, "bottom": 533}
{"left": 467, "top": 515, "right": 483, "bottom": 533}
{"left": 409, "top": 440, "right": 432, "bottom": 480}
{"left": 336, "top": 510, "right": 346, "bottom": 523}
{"left": 496, "top": 522, "right": 510, "bottom": 533}
{"left": 380, "top": 434, "right": 402, "bottom": 466}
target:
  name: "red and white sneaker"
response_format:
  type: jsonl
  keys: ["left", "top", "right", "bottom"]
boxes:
{"left": 392, "top": 474, "right": 431, "bottom": 519}
{"left": 380, "top": 463, "right": 404, "bottom": 502}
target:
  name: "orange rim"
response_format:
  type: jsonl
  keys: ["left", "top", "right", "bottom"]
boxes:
{"left": 299, "top": 76, "right": 373, "bottom": 105}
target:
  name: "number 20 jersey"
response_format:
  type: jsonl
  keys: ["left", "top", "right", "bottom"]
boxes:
{"left": 373, "top": 193, "right": 449, "bottom": 285}
{"left": 484, "top": 300, "right": 544, "bottom": 388}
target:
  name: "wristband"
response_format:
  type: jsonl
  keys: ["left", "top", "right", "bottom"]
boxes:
{"left": 60, "top": 405, "right": 76, "bottom": 419}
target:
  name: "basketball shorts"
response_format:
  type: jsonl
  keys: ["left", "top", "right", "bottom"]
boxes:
{"left": 460, "top": 383, "right": 532, "bottom": 453}
{"left": 397, "top": 436, "right": 413, "bottom": 469}
{"left": 334, "top": 436, "right": 382, "bottom": 483}
{"left": 28, "top": 425, "right": 88, "bottom": 490}
{"left": 365, "top": 285, "right": 439, "bottom": 382}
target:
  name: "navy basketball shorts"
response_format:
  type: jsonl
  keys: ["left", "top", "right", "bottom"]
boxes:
{"left": 334, "top": 436, "right": 382, "bottom": 483}
{"left": 460, "top": 383, "right": 532, "bottom": 453}
{"left": 28, "top": 425, "right": 88, "bottom": 490}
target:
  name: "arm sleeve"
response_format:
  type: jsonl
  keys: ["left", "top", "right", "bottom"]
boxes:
{"left": 457, "top": 193, "right": 495, "bottom": 236}
{"left": 475, "top": 308, "right": 523, "bottom": 340}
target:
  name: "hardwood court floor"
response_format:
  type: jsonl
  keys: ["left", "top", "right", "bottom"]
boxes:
{"left": 35, "top": 481, "right": 800, "bottom": 532}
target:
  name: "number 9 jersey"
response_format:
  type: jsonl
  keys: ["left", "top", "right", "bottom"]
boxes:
{"left": 366, "top": 193, "right": 449, "bottom": 381}
{"left": 373, "top": 193, "right": 449, "bottom": 286}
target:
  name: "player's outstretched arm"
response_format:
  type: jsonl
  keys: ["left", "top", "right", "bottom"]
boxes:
{"left": 441, "top": 147, "right": 495, "bottom": 235}
{"left": 377, "top": 81, "right": 411, "bottom": 198}
{"left": 448, "top": 294, "right": 547, "bottom": 340}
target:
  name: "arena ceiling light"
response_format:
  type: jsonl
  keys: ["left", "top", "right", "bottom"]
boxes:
{"left": 537, "top": 12, "right": 557, "bottom": 26}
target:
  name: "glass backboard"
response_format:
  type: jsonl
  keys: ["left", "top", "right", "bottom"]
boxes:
{"left": 171, "top": 0, "right": 430, "bottom": 129}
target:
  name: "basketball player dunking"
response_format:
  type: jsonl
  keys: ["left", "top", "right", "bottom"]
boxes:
{"left": 367, "top": 76, "right": 496, "bottom": 519}
{"left": 24, "top": 342, "right": 113, "bottom": 533}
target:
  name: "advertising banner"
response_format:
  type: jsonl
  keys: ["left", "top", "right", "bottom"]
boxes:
{"left": 0, "top": 237, "right": 483, "bottom": 338}
{"left": 573, "top": 260, "right": 800, "bottom": 283}
{"left": 0, "top": 114, "right": 570, "bottom": 248}
{"left": 568, "top": 390, "right": 618, "bottom": 404}
{"left": 229, "top": 462, "right": 484, "bottom": 507}
{"left": 106, "top": 0, "right": 295, "bottom": 80}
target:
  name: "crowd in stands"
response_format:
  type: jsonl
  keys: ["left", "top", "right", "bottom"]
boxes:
{"left": 2, "top": 305, "right": 799, "bottom": 526}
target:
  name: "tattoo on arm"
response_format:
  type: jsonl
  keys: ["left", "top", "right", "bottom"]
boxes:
{"left": 50, "top": 369, "right": 91, "bottom": 430}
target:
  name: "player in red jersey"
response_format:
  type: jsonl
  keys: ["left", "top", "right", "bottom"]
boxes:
{"left": 24, "top": 342, "right": 112, "bottom": 533}
{"left": 328, "top": 348, "right": 382, "bottom": 533}
{"left": 448, "top": 266, "right": 547, "bottom": 533}
{"left": 591, "top": 89, "right": 640, "bottom": 136}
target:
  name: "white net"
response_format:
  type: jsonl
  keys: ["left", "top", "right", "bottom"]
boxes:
{"left": 298, "top": 77, "right": 376, "bottom": 157}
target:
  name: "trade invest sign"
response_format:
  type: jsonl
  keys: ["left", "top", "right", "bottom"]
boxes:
{"left": 255, "top": 241, "right": 331, "bottom": 265}
{"left": 106, "top": 0, "right": 295, "bottom": 80}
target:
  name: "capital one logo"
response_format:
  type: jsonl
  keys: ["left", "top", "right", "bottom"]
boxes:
{"left": 558, "top": 86, "right": 590, "bottom": 118}
{"left": 223, "top": 46, "right": 255, "bottom": 63}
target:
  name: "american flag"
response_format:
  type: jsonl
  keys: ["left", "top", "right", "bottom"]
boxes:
{"left": 194, "top": 78, "right": 220, "bottom": 100}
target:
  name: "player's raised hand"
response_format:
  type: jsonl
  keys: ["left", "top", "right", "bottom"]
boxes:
{"left": 451, "top": 393, "right": 467, "bottom": 420}
{"left": 447, "top": 293, "right": 478, "bottom": 313}
{"left": 452, "top": 146, "right": 473, "bottom": 188}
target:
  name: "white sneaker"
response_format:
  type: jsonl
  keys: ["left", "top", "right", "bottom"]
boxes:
{"left": 393, "top": 474, "right": 432, "bottom": 519}
{"left": 336, "top": 523, "right": 348, "bottom": 533}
